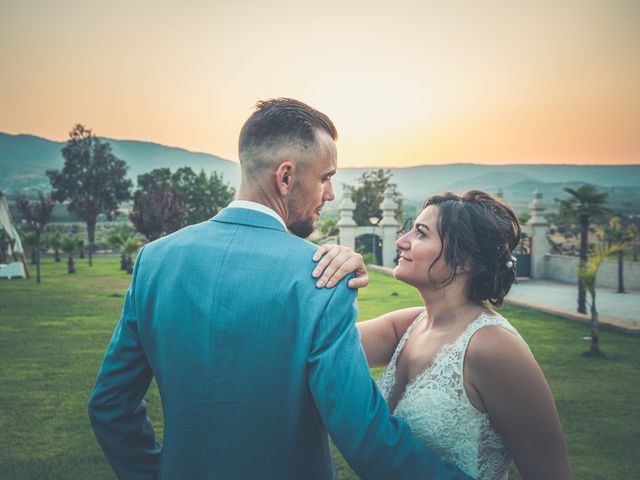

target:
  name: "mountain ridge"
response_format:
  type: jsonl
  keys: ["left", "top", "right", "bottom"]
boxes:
{"left": 2, "top": 132, "right": 639, "bottom": 212}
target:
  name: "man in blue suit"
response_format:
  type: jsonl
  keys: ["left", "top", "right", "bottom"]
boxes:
{"left": 88, "top": 98, "right": 472, "bottom": 479}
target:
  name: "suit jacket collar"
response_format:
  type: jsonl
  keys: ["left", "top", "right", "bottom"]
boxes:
{"left": 211, "top": 207, "right": 288, "bottom": 233}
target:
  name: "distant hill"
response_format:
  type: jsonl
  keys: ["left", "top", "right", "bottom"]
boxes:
{"left": 2, "top": 132, "right": 639, "bottom": 214}
{"left": 0, "top": 132, "right": 239, "bottom": 192}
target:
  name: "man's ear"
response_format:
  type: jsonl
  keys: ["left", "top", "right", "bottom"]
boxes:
{"left": 275, "top": 161, "right": 295, "bottom": 196}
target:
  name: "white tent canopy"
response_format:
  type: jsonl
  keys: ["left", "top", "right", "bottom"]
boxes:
{"left": 0, "top": 191, "right": 27, "bottom": 279}
{"left": 0, "top": 192, "right": 24, "bottom": 255}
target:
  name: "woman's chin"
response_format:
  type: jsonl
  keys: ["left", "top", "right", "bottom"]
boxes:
{"left": 392, "top": 267, "right": 408, "bottom": 283}
{"left": 392, "top": 265, "right": 400, "bottom": 279}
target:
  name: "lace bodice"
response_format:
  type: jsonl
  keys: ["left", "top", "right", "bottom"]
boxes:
{"left": 378, "top": 311, "right": 526, "bottom": 479}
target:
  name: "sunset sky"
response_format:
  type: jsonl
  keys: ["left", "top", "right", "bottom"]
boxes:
{"left": 1, "top": 0, "right": 639, "bottom": 167}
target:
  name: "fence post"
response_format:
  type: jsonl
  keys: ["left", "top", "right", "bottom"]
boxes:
{"left": 338, "top": 190, "right": 356, "bottom": 251}
{"left": 527, "top": 189, "right": 550, "bottom": 279}
{"left": 379, "top": 188, "right": 399, "bottom": 268}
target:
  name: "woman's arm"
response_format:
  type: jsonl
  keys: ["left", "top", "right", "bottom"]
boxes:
{"left": 357, "top": 307, "right": 424, "bottom": 367}
{"left": 310, "top": 245, "right": 424, "bottom": 367}
{"left": 466, "top": 327, "right": 573, "bottom": 479}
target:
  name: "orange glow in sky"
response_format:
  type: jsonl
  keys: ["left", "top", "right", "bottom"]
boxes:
{"left": 1, "top": 0, "right": 638, "bottom": 167}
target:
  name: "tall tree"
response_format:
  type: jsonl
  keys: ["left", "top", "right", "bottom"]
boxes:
{"left": 172, "top": 167, "right": 235, "bottom": 226}
{"left": 347, "top": 169, "right": 403, "bottom": 226}
{"left": 129, "top": 167, "right": 235, "bottom": 241}
{"left": 47, "top": 124, "right": 132, "bottom": 266}
{"left": 557, "top": 185, "right": 609, "bottom": 314}
{"left": 129, "top": 168, "right": 186, "bottom": 241}
{"left": 15, "top": 192, "right": 55, "bottom": 284}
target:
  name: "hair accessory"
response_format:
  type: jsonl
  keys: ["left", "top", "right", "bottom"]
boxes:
{"left": 505, "top": 255, "right": 517, "bottom": 269}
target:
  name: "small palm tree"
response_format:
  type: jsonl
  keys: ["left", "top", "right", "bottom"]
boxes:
{"left": 606, "top": 217, "right": 633, "bottom": 293}
{"left": 46, "top": 232, "right": 63, "bottom": 262}
{"left": 628, "top": 224, "right": 639, "bottom": 262}
{"left": 122, "top": 236, "right": 141, "bottom": 274}
{"left": 557, "top": 185, "right": 609, "bottom": 314}
{"left": 60, "top": 235, "right": 79, "bottom": 274}
{"left": 22, "top": 231, "right": 38, "bottom": 265}
{"left": 319, "top": 217, "right": 339, "bottom": 237}
{"left": 578, "top": 231, "right": 624, "bottom": 355}
{"left": 106, "top": 231, "right": 128, "bottom": 270}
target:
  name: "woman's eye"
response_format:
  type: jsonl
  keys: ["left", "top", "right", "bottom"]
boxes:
{"left": 416, "top": 229, "right": 426, "bottom": 238}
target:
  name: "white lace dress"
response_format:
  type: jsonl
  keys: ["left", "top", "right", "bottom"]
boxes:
{"left": 378, "top": 312, "right": 527, "bottom": 480}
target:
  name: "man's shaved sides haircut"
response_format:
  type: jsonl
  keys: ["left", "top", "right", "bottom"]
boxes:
{"left": 238, "top": 98, "right": 338, "bottom": 180}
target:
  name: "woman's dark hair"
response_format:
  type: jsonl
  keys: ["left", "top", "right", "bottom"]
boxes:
{"left": 423, "top": 190, "right": 521, "bottom": 306}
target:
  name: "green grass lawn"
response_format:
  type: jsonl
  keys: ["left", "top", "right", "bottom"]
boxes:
{"left": 1, "top": 258, "right": 638, "bottom": 479}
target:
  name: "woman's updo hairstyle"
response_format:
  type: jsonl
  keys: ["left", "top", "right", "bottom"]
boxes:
{"left": 423, "top": 190, "right": 521, "bottom": 306}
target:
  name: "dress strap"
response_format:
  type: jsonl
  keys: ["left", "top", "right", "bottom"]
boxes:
{"left": 457, "top": 312, "right": 529, "bottom": 356}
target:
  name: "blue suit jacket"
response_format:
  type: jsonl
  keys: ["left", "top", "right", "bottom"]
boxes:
{"left": 88, "top": 208, "right": 472, "bottom": 479}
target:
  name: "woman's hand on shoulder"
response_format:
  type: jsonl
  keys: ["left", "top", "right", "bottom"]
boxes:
{"left": 312, "top": 244, "right": 368, "bottom": 289}
{"left": 466, "top": 327, "right": 573, "bottom": 479}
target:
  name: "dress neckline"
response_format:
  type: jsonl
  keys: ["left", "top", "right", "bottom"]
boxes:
{"left": 388, "top": 310, "right": 503, "bottom": 413}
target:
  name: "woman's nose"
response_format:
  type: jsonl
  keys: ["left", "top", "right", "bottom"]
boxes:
{"left": 395, "top": 232, "right": 410, "bottom": 251}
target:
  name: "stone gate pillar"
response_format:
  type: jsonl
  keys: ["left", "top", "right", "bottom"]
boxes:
{"left": 379, "top": 188, "right": 400, "bottom": 268}
{"left": 527, "top": 189, "right": 550, "bottom": 279}
{"left": 338, "top": 189, "right": 356, "bottom": 251}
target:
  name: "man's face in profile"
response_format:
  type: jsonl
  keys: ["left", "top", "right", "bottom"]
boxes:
{"left": 287, "top": 130, "right": 337, "bottom": 238}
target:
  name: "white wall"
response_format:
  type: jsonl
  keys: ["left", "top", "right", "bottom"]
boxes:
{"left": 544, "top": 254, "right": 640, "bottom": 291}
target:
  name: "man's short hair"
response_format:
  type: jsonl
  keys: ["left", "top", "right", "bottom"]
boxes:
{"left": 238, "top": 98, "right": 337, "bottom": 179}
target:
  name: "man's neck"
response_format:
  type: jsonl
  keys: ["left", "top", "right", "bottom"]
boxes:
{"left": 236, "top": 185, "right": 288, "bottom": 223}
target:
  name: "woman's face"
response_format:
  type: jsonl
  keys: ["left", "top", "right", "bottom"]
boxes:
{"left": 393, "top": 205, "right": 453, "bottom": 289}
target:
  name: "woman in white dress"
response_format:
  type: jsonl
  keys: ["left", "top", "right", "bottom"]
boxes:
{"left": 314, "top": 190, "right": 573, "bottom": 479}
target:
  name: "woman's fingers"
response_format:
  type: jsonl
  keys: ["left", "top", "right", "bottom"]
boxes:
{"left": 312, "top": 245, "right": 341, "bottom": 280}
{"left": 312, "top": 245, "right": 368, "bottom": 289}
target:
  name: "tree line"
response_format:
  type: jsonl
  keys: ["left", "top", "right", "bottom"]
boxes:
{"left": 10, "top": 124, "right": 234, "bottom": 282}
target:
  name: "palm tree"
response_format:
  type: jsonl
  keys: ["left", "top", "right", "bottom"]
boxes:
{"left": 106, "top": 231, "right": 127, "bottom": 270}
{"left": 122, "top": 237, "right": 141, "bottom": 274}
{"left": 578, "top": 231, "right": 624, "bottom": 355}
{"left": 107, "top": 225, "right": 137, "bottom": 270}
{"left": 319, "top": 217, "right": 339, "bottom": 237}
{"left": 60, "top": 235, "right": 79, "bottom": 274}
{"left": 557, "top": 185, "right": 609, "bottom": 313}
{"left": 22, "top": 231, "right": 38, "bottom": 265}
{"left": 45, "top": 232, "right": 63, "bottom": 262}
{"left": 628, "top": 224, "right": 639, "bottom": 262}
{"left": 606, "top": 217, "right": 632, "bottom": 293}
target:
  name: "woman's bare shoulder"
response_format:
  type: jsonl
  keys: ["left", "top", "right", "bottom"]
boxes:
{"left": 465, "top": 320, "right": 535, "bottom": 378}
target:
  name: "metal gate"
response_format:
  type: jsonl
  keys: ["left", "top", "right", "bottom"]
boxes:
{"left": 515, "top": 233, "right": 531, "bottom": 277}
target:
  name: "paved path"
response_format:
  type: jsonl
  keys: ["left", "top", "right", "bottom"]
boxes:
{"left": 508, "top": 279, "right": 640, "bottom": 333}
{"left": 369, "top": 265, "right": 639, "bottom": 334}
